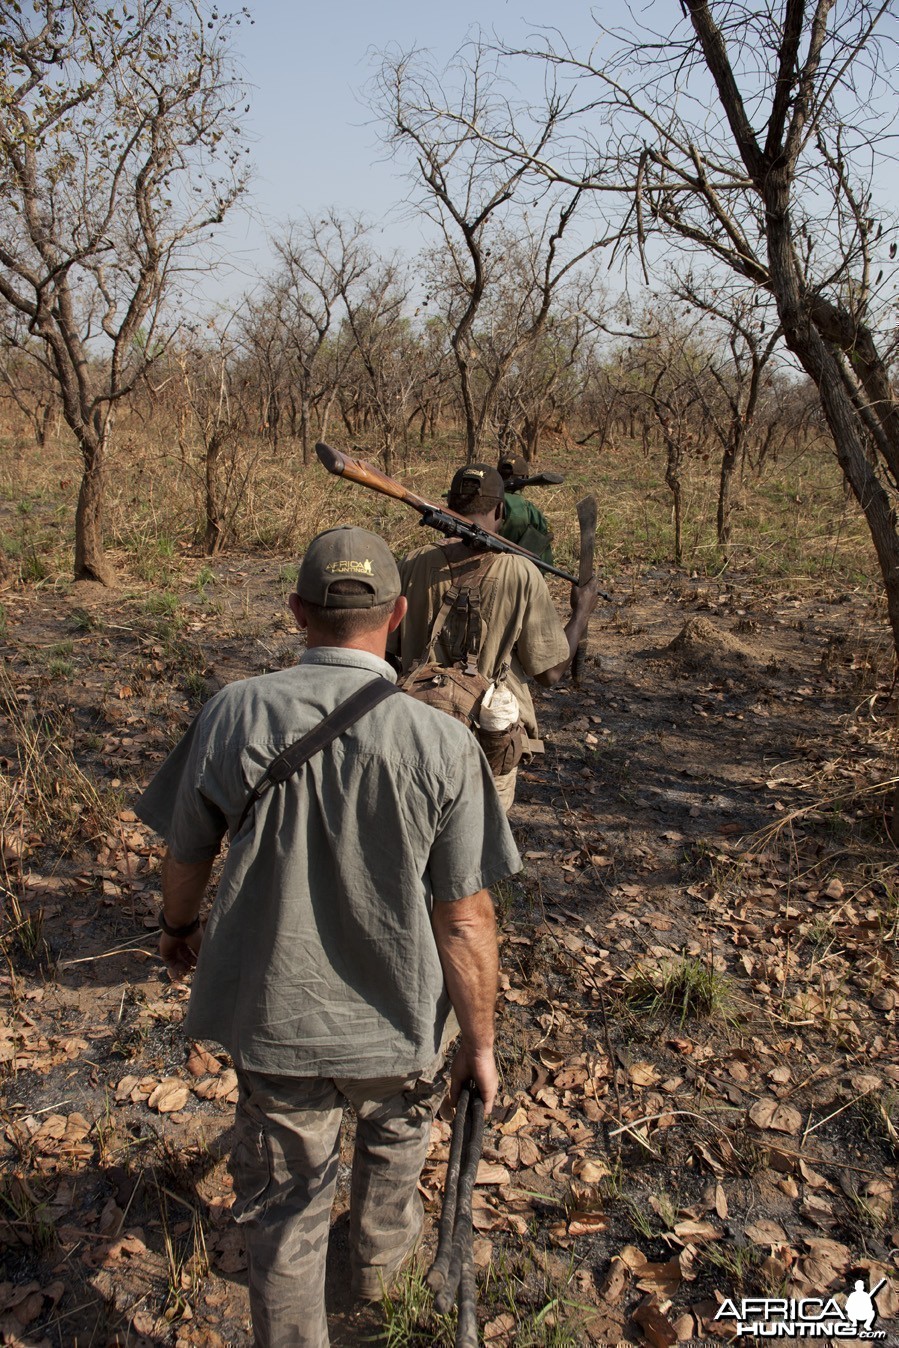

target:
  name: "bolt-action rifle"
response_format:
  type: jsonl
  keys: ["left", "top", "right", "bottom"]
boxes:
{"left": 316, "top": 442, "right": 612, "bottom": 598}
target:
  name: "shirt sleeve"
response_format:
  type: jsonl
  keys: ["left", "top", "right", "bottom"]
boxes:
{"left": 513, "top": 570, "right": 571, "bottom": 678}
{"left": 425, "top": 733, "right": 522, "bottom": 902}
{"left": 135, "top": 708, "right": 228, "bottom": 863}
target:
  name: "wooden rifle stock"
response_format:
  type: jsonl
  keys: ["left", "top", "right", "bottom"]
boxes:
{"left": 315, "top": 442, "right": 593, "bottom": 589}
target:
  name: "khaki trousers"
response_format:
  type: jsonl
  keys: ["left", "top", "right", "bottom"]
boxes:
{"left": 229, "top": 1059, "right": 447, "bottom": 1348}
{"left": 493, "top": 766, "right": 518, "bottom": 812}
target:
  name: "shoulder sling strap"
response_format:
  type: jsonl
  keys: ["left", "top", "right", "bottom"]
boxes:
{"left": 419, "top": 546, "right": 496, "bottom": 673}
{"left": 236, "top": 678, "right": 399, "bottom": 832}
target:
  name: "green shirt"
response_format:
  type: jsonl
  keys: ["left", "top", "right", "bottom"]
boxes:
{"left": 501, "top": 492, "right": 554, "bottom": 565}
{"left": 136, "top": 648, "right": 521, "bottom": 1078}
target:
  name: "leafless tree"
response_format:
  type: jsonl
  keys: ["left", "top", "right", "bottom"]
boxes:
{"left": 493, "top": 270, "right": 608, "bottom": 462}
{"left": 337, "top": 256, "right": 415, "bottom": 475}
{"left": 175, "top": 324, "right": 257, "bottom": 555}
{"left": 375, "top": 44, "right": 615, "bottom": 462}
{"left": 0, "top": 0, "right": 250, "bottom": 583}
{"left": 0, "top": 324, "right": 58, "bottom": 447}
{"left": 484, "top": 1, "right": 899, "bottom": 651}
{"left": 269, "top": 213, "right": 370, "bottom": 462}
{"left": 671, "top": 278, "right": 784, "bottom": 545}
{"left": 623, "top": 310, "right": 716, "bottom": 565}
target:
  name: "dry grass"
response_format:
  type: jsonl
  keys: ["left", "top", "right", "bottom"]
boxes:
{"left": 0, "top": 403, "right": 883, "bottom": 598}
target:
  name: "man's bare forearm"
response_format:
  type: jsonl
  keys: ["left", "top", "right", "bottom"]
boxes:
{"left": 161, "top": 853, "right": 214, "bottom": 926}
{"left": 432, "top": 889, "right": 499, "bottom": 1112}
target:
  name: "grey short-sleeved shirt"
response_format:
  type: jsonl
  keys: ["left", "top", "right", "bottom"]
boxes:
{"left": 136, "top": 647, "right": 521, "bottom": 1078}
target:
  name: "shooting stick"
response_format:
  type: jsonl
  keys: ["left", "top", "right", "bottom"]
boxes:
{"left": 427, "top": 1083, "right": 485, "bottom": 1346}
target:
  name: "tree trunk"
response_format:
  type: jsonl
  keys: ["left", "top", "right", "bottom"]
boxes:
{"left": 74, "top": 434, "right": 113, "bottom": 584}
{"left": 766, "top": 200, "right": 899, "bottom": 657}
{"left": 664, "top": 436, "right": 683, "bottom": 566}
{"left": 300, "top": 401, "right": 310, "bottom": 466}
{"left": 717, "top": 438, "right": 737, "bottom": 545}
{"left": 204, "top": 436, "right": 224, "bottom": 555}
{"left": 523, "top": 415, "right": 539, "bottom": 463}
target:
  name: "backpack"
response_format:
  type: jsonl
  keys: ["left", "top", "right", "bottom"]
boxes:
{"left": 398, "top": 546, "right": 527, "bottom": 777}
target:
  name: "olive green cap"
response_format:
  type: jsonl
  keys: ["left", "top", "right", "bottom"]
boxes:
{"left": 296, "top": 526, "right": 401, "bottom": 609}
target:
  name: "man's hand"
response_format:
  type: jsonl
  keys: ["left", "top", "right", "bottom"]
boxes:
{"left": 159, "top": 925, "right": 204, "bottom": 981}
{"left": 449, "top": 1043, "right": 498, "bottom": 1116}
{"left": 536, "top": 576, "right": 602, "bottom": 687}
{"left": 158, "top": 853, "right": 214, "bottom": 980}
{"left": 570, "top": 574, "right": 600, "bottom": 618}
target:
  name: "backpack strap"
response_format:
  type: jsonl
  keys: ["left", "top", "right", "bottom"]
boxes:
{"left": 236, "top": 678, "right": 400, "bottom": 832}
{"left": 417, "top": 545, "right": 495, "bottom": 672}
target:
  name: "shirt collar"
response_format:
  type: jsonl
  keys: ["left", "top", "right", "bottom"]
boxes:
{"left": 299, "top": 646, "right": 397, "bottom": 683}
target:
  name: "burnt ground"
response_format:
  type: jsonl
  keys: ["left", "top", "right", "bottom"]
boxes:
{"left": 1, "top": 558, "right": 898, "bottom": 1346}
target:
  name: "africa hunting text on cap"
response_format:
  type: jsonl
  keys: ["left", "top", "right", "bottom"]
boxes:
{"left": 296, "top": 526, "right": 401, "bottom": 609}
{"left": 447, "top": 463, "right": 506, "bottom": 514}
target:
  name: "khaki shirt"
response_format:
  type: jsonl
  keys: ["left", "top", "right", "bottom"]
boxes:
{"left": 136, "top": 648, "right": 521, "bottom": 1078}
{"left": 392, "top": 543, "right": 571, "bottom": 752}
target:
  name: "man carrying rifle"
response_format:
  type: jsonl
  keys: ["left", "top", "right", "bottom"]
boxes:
{"left": 497, "top": 453, "right": 560, "bottom": 566}
{"left": 392, "top": 465, "right": 599, "bottom": 811}
{"left": 136, "top": 526, "right": 519, "bottom": 1348}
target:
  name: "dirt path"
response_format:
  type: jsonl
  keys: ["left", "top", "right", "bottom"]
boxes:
{"left": 1, "top": 559, "right": 897, "bottom": 1345}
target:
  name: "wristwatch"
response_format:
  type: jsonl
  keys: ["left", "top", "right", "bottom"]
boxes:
{"left": 157, "top": 910, "right": 201, "bottom": 939}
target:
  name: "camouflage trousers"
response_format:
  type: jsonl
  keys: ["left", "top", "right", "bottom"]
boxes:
{"left": 229, "top": 1058, "right": 448, "bottom": 1348}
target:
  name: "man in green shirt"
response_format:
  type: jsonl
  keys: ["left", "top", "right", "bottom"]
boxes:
{"left": 497, "top": 453, "right": 557, "bottom": 565}
{"left": 137, "top": 526, "right": 520, "bottom": 1348}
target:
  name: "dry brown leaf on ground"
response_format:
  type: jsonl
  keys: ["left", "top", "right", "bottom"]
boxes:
{"left": 672, "top": 1219, "right": 720, "bottom": 1243}
{"left": 471, "top": 1191, "right": 504, "bottom": 1232}
{"left": 192, "top": 1069, "right": 237, "bottom": 1102}
{"left": 745, "top": 1219, "right": 788, "bottom": 1245}
{"left": 147, "top": 1078, "right": 190, "bottom": 1113}
{"left": 475, "top": 1161, "right": 510, "bottom": 1187}
{"left": 628, "top": 1061, "right": 661, "bottom": 1087}
{"left": 671, "top": 1311, "right": 697, "bottom": 1342}
{"left": 567, "top": 1211, "right": 609, "bottom": 1237}
{"left": 473, "top": 1236, "right": 493, "bottom": 1269}
{"left": 186, "top": 1044, "right": 221, "bottom": 1077}
{"left": 748, "top": 1098, "right": 803, "bottom": 1134}
{"left": 800, "top": 1194, "right": 835, "bottom": 1227}
{"left": 571, "top": 1156, "right": 611, "bottom": 1184}
{"left": 496, "top": 1105, "right": 530, "bottom": 1135}
{"left": 636, "top": 1258, "right": 682, "bottom": 1298}
{"left": 598, "top": 1257, "right": 630, "bottom": 1304}
{"left": 483, "top": 1312, "right": 516, "bottom": 1342}
{"left": 632, "top": 1294, "right": 678, "bottom": 1347}
{"left": 114, "top": 1074, "right": 154, "bottom": 1104}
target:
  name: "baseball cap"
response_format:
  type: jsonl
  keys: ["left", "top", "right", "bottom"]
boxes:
{"left": 296, "top": 526, "right": 401, "bottom": 609}
{"left": 447, "top": 463, "right": 506, "bottom": 514}
{"left": 497, "top": 455, "right": 528, "bottom": 482}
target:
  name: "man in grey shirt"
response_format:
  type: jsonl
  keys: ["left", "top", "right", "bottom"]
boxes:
{"left": 136, "top": 525, "right": 520, "bottom": 1348}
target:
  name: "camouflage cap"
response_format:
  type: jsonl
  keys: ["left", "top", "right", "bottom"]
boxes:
{"left": 296, "top": 526, "right": 401, "bottom": 609}
{"left": 447, "top": 463, "right": 506, "bottom": 515}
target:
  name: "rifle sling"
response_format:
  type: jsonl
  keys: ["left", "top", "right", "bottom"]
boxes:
{"left": 236, "top": 678, "right": 400, "bottom": 832}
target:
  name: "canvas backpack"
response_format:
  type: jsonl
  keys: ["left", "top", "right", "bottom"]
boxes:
{"left": 398, "top": 545, "right": 527, "bottom": 777}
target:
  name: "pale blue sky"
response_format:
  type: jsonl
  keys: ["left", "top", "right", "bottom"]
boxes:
{"left": 217, "top": 1, "right": 609, "bottom": 291}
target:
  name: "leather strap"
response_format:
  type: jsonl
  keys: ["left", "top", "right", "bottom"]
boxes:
{"left": 236, "top": 678, "right": 399, "bottom": 832}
